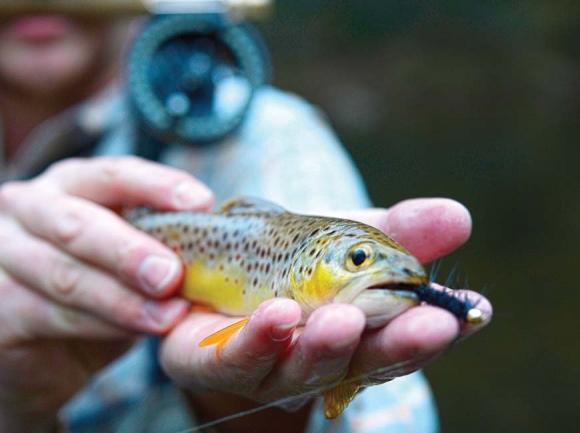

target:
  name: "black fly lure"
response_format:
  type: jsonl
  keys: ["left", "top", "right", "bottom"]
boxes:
{"left": 405, "top": 261, "right": 486, "bottom": 324}
{"left": 408, "top": 283, "right": 485, "bottom": 323}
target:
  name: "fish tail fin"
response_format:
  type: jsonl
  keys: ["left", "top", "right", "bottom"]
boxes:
{"left": 323, "top": 379, "right": 362, "bottom": 419}
{"left": 198, "top": 318, "right": 249, "bottom": 352}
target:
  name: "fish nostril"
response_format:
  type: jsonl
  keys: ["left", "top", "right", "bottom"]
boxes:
{"left": 403, "top": 268, "right": 414, "bottom": 276}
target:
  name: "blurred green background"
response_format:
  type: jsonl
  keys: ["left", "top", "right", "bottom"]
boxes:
{"left": 257, "top": 1, "right": 579, "bottom": 432}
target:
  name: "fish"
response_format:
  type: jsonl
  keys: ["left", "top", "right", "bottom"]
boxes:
{"left": 128, "top": 196, "right": 485, "bottom": 419}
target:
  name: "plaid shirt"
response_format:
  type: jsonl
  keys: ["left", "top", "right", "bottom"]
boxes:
{"left": 1, "top": 85, "right": 439, "bottom": 433}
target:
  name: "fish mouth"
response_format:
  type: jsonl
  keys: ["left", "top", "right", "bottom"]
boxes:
{"left": 344, "top": 281, "right": 424, "bottom": 329}
{"left": 367, "top": 282, "right": 425, "bottom": 294}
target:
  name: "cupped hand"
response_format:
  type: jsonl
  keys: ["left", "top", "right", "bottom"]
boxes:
{"left": 0, "top": 156, "right": 213, "bottom": 431}
{"left": 159, "top": 198, "right": 492, "bottom": 429}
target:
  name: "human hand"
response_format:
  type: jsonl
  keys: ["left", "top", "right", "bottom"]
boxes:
{"left": 159, "top": 198, "right": 492, "bottom": 430}
{"left": 0, "top": 156, "right": 213, "bottom": 432}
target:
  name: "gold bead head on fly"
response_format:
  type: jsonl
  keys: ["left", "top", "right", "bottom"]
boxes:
{"left": 466, "top": 307, "right": 486, "bottom": 324}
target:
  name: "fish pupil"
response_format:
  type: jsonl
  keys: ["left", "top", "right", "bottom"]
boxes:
{"left": 351, "top": 249, "right": 368, "bottom": 266}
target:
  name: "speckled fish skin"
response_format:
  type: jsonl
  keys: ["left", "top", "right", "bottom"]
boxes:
{"left": 128, "top": 196, "right": 428, "bottom": 326}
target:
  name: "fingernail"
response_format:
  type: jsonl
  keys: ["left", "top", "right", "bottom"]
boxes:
{"left": 271, "top": 322, "right": 297, "bottom": 342}
{"left": 173, "top": 182, "right": 213, "bottom": 210}
{"left": 144, "top": 299, "right": 188, "bottom": 329}
{"left": 138, "top": 255, "right": 179, "bottom": 294}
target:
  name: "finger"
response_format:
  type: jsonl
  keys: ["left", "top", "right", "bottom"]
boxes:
{"left": 160, "top": 299, "right": 302, "bottom": 391}
{"left": 259, "top": 304, "right": 365, "bottom": 401}
{"left": 0, "top": 221, "right": 189, "bottom": 333}
{"left": 350, "top": 305, "right": 460, "bottom": 386}
{"left": 0, "top": 275, "right": 137, "bottom": 340}
{"left": 39, "top": 156, "right": 214, "bottom": 210}
{"left": 342, "top": 198, "right": 472, "bottom": 263}
{"left": 215, "top": 299, "right": 302, "bottom": 391}
{"left": 428, "top": 283, "right": 493, "bottom": 338}
{"left": 3, "top": 191, "right": 184, "bottom": 296}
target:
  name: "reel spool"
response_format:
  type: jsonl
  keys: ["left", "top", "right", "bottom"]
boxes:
{"left": 127, "top": 13, "right": 271, "bottom": 146}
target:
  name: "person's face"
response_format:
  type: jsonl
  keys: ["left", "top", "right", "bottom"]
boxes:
{"left": 0, "top": 15, "right": 131, "bottom": 98}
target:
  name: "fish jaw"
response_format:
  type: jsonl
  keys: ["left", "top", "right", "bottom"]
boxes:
{"left": 333, "top": 273, "right": 426, "bottom": 328}
{"left": 350, "top": 288, "right": 419, "bottom": 328}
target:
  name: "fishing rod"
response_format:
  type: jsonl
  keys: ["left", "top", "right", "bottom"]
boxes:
{"left": 0, "top": 0, "right": 272, "bottom": 21}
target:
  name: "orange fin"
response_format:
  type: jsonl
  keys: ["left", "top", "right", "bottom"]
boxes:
{"left": 198, "top": 318, "right": 249, "bottom": 350}
{"left": 323, "top": 379, "right": 362, "bottom": 419}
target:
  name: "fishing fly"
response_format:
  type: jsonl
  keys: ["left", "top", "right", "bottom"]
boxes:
{"left": 128, "top": 196, "right": 488, "bottom": 420}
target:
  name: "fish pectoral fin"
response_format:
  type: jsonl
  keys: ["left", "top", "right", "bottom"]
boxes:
{"left": 198, "top": 318, "right": 249, "bottom": 350}
{"left": 323, "top": 379, "right": 362, "bottom": 419}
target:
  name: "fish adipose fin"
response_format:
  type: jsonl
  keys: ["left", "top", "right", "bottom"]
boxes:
{"left": 198, "top": 318, "right": 249, "bottom": 351}
{"left": 323, "top": 379, "right": 362, "bottom": 419}
{"left": 219, "top": 196, "right": 286, "bottom": 215}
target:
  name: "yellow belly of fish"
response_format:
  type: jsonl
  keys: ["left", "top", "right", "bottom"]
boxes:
{"left": 183, "top": 260, "right": 271, "bottom": 315}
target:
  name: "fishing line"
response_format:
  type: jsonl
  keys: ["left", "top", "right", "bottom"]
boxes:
{"left": 172, "top": 354, "right": 432, "bottom": 433}
{"left": 173, "top": 327, "right": 472, "bottom": 433}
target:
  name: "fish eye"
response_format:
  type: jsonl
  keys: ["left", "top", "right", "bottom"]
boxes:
{"left": 350, "top": 248, "right": 369, "bottom": 267}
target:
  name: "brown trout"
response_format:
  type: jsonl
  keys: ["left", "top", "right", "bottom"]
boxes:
{"left": 128, "top": 196, "right": 483, "bottom": 418}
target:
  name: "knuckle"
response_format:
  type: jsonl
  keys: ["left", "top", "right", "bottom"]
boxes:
{"left": 50, "top": 199, "right": 85, "bottom": 244}
{"left": 115, "top": 239, "right": 149, "bottom": 280}
{"left": 0, "top": 181, "right": 26, "bottom": 210}
{"left": 43, "top": 157, "right": 86, "bottom": 178}
{"left": 51, "top": 257, "right": 83, "bottom": 298}
{"left": 99, "top": 156, "right": 144, "bottom": 184}
{"left": 103, "top": 290, "right": 144, "bottom": 328}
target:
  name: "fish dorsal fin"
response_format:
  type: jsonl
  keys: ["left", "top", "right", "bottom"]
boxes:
{"left": 123, "top": 206, "right": 156, "bottom": 224}
{"left": 219, "top": 196, "right": 286, "bottom": 216}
